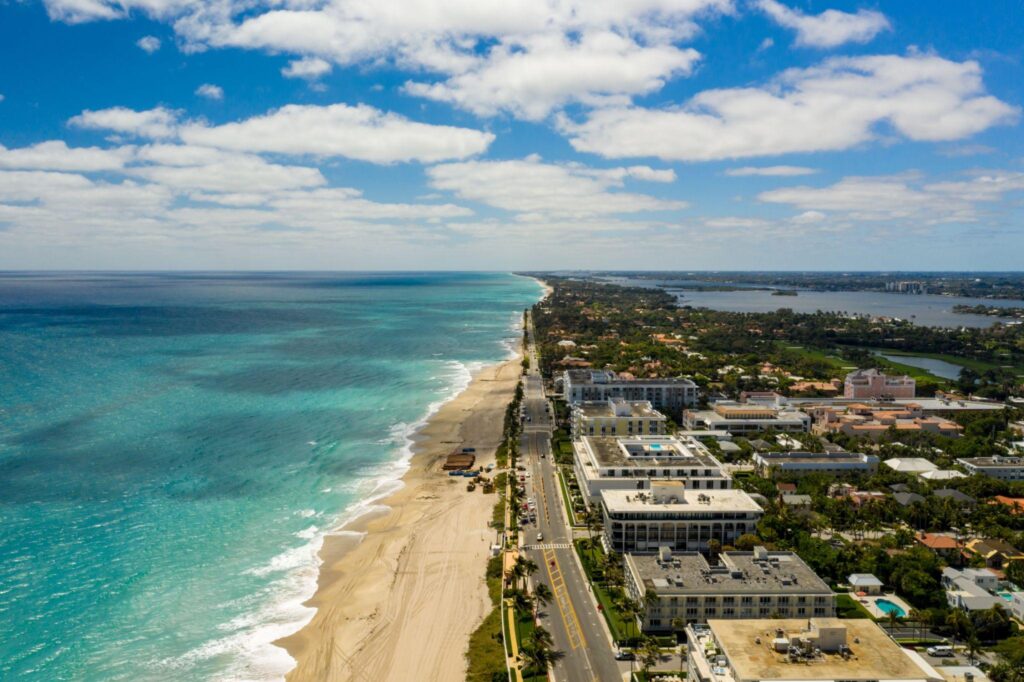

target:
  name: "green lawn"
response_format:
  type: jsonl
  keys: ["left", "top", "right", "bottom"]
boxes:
{"left": 556, "top": 467, "right": 581, "bottom": 526}
{"left": 836, "top": 593, "right": 875, "bottom": 620}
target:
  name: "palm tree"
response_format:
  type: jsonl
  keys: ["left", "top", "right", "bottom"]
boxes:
{"left": 507, "top": 561, "right": 525, "bottom": 591}
{"left": 907, "top": 608, "right": 923, "bottom": 642}
{"left": 585, "top": 507, "right": 603, "bottom": 558}
{"left": 521, "top": 557, "right": 539, "bottom": 588}
{"left": 533, "top": 582, "right": 552, "bottom": 617}
{"left": 619, "top": 597, "right": 642, "bottom": 641}
{"left": 639, "top": 588, "right": 659, "bottom": 633}
{"left": 886, "top": 609, "right": 900, "bottom": 636}
{"left": 638, "top": 635, "right": 661, "bottom": 679}
{"left": 671, "top": 617, "right": 686, "bottom": 672}
{"left": 945, "top": 609, "right": 970, "bottom": 646}
{"left": 509, "top": 588, "right": 534, "bottom": 648}
{"left": 965, "top": 635, "right": 981, "bottom": 665}
{"left": 520, "top": 626, "right": 556, "bottom": 677}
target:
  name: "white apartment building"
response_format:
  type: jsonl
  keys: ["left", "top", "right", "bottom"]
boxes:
{"left": 686, "top": 618, "right": 941, "bottom": 682}
{"left": 573, "top": 435, "right": 732, "bottom": 502}
{"left": 600, "top": 481, "right": 762, "bottom": 554}
{"left": 561, "top": 369, "right": 699, "bottom": 417}
{"left": 957, "top": 456, "right": 1024, "bottom": 481}
{"left": 570, "top": 398, "right": 667, "bottom": 440}
{"left": 753, "top": 451, "right": 879, "bottom": 478}
{"left": 624, "top": 547, "right": 835, "bottom": 632}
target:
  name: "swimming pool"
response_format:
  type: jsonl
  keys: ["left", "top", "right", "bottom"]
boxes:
{"left": 876, "top": 599, "right": 906, "bottom": 617}
{"left": 998, "top": 591, "right": 1013, "bottom": 602}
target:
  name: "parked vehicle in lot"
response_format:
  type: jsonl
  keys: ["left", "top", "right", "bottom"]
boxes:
{"left": 926, "top": 645, "right": 954, "bottom": 657}
{"left": 614, "top": 649, "right": 634, "bottom": 661}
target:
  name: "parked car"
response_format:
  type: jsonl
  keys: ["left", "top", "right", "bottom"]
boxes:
{"left": 614, "top": 650, "right": 635, "bottom": 661}
{"left": 926, "top": 646, "right": 954, "bottom": 657}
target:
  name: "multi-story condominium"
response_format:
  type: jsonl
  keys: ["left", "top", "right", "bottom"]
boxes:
{"left": 753, "top": 451, "right": 879, "bottom": 479}
{"left": 686, "top": 618, "right": 942, "bottom": 682}
{"left": 957, "top": 455, "right": 1024, "bottom": 481}
{"left": 561, "top": 369, "right": 698, "bottom": 418}
{"left": 600, "top": 481, "right": 762, "bottom": 554}
{"left": 941, "top": 567, "right": 1001, "bottom": 612}
{"left": 624, "top": 546, "right": 835, "bottom": 632}
{"left": 573, "top": 435, "right": 731, "bottom": 501}
{"left": 570, "top": 398, "right": 667, "bottom": 440}
{"left": 843, "top": 368, "right": 916, "bottom": 399}
{"left": 682, "top": 402, "right": 811, "bottom": 434}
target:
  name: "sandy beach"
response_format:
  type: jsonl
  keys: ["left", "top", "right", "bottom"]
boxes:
{"left": 277, "top": 350, "right": 524, "bottom": 682}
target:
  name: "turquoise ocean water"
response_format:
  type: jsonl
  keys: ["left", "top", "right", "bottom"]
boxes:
{"left": 0, "top": 272, "right": 541, "bottom": 681}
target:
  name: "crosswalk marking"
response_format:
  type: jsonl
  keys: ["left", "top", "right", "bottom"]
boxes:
{"left": 522, "top": 543, "right": 571, "bottom": 550}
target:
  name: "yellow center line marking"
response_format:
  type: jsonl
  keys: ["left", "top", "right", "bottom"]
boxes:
{"left": 543, "top": 547, "right": 587, "bottom": 650}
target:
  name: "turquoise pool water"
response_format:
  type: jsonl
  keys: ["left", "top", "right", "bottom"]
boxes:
{"left": 998, "top": 591, "right": 1013, "bottom": 602}
{"left": 876, "top": 598, "right": 906, "bottom": 617}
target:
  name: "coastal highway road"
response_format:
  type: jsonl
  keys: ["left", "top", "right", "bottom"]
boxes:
{"left": 518, "top": 326, "right": 623, "bottom": 681}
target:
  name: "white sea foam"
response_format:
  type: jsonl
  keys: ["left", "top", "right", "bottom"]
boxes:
{"left": 165, "top": 542, "right": 321, "bottom": 682}
{"left": 295, "top": 525, "right": 318, "bottom": 540}
{"left": 209, "top": 301, "right": 537, "bottom": 681}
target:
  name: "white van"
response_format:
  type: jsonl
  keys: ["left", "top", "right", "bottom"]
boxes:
{"left": 926, "top": 645, "right": 954, "bottom": 657}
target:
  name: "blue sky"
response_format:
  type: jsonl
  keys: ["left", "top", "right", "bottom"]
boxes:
{"left": 0, "top": 0, "right": 1022, "bottom": 270}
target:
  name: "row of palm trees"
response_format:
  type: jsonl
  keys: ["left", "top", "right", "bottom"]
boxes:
{"left": 505, "top": 555, "right": 559, "bottom": 677}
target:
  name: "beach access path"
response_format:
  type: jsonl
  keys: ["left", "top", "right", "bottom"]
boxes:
{"left": 277, "top": 355, "right": 524, "bottom": 682}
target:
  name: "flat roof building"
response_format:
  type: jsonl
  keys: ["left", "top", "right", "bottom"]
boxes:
{"left": 683, "top": 402, "right": 811, "bottom": 434}
{"left": 600, "top": 482, "right": 762, "bottom": 555}
{"left": 686, "top": 618, "right": 941, "bottom": 682}
{"left": 625, "top": 547, "right": 835, "bottom": 632}
{"left": 753, "top": 451, "right": 879, "bottom": 478}
{"left": 561, "top": 369, "right": 698, "bottom": 417}
{"left": 570, "top": 398, "right": 667, "bottom": 440}
{"left": 844, "top": 368, "right": 916, "bottom": 399}
{"left": 573, "top": 435, "right": 732, "bottom": 501}
{"left": 957, "top": 455, "right": 1024, "bottom": 481}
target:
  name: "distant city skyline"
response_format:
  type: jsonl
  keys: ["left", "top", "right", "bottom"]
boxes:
{"left": 1, "top": 1, "right": 1022, "bottom": 270}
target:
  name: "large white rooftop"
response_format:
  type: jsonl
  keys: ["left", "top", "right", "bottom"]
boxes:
{"left": 602, "top": 486, "right": 762, "bottom": 513}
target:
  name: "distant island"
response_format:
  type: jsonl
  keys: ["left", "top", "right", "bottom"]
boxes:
{"left": 771, "top": 290, "right": 799, "bottom": 296}
{"left": 953, "top": 303, "right": 1024, "bottom": 319}
{"left": 613, "top": 271, "right": 1024, "bottom": 301}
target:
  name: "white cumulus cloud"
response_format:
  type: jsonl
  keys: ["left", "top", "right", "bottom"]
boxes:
{"left": 137, "top": 35, "right": 161, "bottom": 53}
{"left": 195, "top": 84, "right": 224, "bottom": 100}
{"left": 562, "top": 54, "right": 1019, "bottom": 161}
{"left": 179, "top": 103, "right": 494, "bottom": 163}
{"left": 282, "top": 57, "right": 332, "bottom": 80}
{"left": 404, "top": 31, "right": 702, "bottom": 120}
{"left": 427, "top": 157, "right": 685, "bottom": 219}
{"left": 0, "top": 141, "right": 133, "bottom": 171}
{"left": 756, "top": 0, "right": 891, "bottom": 48}
{"left": 70, "top": 106, "right": 181, "bottom": 139}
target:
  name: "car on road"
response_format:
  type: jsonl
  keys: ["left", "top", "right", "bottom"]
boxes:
{"left": 926, "top": 645, "right": 954, "bottom": 657}
{"left": 536, "top": 532, "right": 543, "bottom": 542}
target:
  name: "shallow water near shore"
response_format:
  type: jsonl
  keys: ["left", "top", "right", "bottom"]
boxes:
{"left": 0, "top": 272, "right": 540, "bottom": 681}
